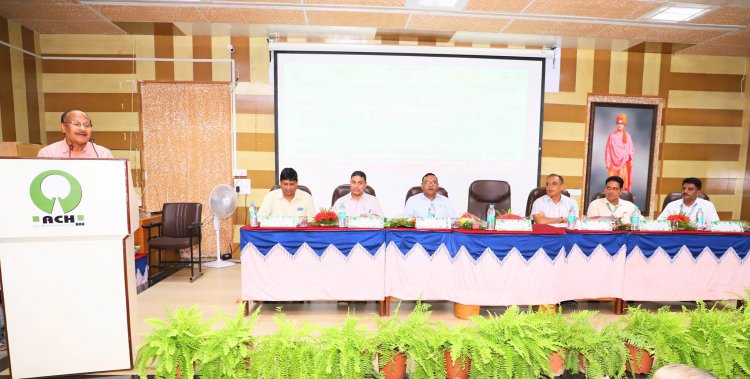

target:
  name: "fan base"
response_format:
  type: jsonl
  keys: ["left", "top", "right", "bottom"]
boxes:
{"left": 203, "top": 260, "right": 235, "bottom": 268}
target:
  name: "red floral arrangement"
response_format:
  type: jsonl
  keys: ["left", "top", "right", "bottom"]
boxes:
{"left": 313, "top": 209, "right": 338, "bottom": 226}
{"left": 666, "top": 213, "right": 694, "bottom": 230}
{"left": 497, "top": 209, "right": 523, "bottom": 220}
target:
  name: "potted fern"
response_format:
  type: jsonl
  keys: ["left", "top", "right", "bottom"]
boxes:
{"left": 135, "top": 305, "right": 214, "bottom": 379}
{"left": 618, "top": 305, "right": 698, "bottom": 375}
{"left": 437, "top": 322, "right": 475, "bottom": 379}
{"left": 196, "top": 305, "right": 261, "bottom": 379}
{"left": 373, "top": 301, "right": 445, "bottom": 379}
{"left": 468, "top": 305, "right": 558, "bottom": 378}
{"left": 684, "top": 301, "right": 749, "bottom": 378}
{"left": 313, "top": 312, "right": 377, "bottom": 379}
{"left": 563, "top": 310, "right": 627, "bottom": 378}
{"left": 246, "top": 309, "right": 318, "bottom": 379}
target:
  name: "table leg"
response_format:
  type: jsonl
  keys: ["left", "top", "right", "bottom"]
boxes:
{"left": 379, "top": 297, "right": 392, "bottom": 316}
{"left": 614, "top": 298, "right": 626, "bottom": 315}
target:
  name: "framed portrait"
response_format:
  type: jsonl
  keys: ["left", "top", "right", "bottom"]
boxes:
{"left": 582, "top": 95, "right": 665, "bottom": 217}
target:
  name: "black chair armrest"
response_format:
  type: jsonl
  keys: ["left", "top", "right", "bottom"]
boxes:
{"left": 150, "top": 211, "right": 163, "bottom": 215}
{"left": 189, "top": 221, "right": 202, "bottom": 238}
{"left": 143, "top": 222, "right": 162, "bottom": 241}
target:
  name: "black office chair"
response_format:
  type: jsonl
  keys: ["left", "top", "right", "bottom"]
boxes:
{"left": 525, "top": 187, "right": 571, "bottom": 217}
{"left": 145, "top": 202, "right": 203, "bottom": 284}
{"left": 270, "top": 184, "right": 312, "bottom": 195}
{"left": 331, "top": 184, "right": 376, "bottom": 206}
{"left": 405, "top": 186, "right": 449, "bottom": 204}
{"left": 467, "top": 180, "right": 511, "bottom": 220}
{"left": 661, "top": 192, "right": 709, "bottom": 213}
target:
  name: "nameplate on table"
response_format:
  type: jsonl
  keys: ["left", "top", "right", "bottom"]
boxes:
{"left": 416, "top": 217, "right": 451, "bottom": 229}
{"left": 495, "top": 218, "right": 532, "bottom": 231}
{"left": 259, "top": 215, "right": 299, "bottom": 228}
{"left": 577, "top": 219, "right": 613, "bottom": 231}
{"left": 710, "top": 221, "right": 744, "bottom": 233}
{"left": 639, "top": 219, "right": 671, "bottom": 231}
{"left": 348, "top": 217, "right": 385, "bottom": 229}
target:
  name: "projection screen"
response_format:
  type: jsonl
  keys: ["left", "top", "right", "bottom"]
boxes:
{"left": 274, "top": 45, "right": 546, "bottom": 217}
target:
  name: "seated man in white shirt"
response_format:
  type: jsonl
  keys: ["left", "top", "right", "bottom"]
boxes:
{"left": 657, "top": 177, "right": 719, "bottom": 223}
{"left": 403, "top": 173, "right": 456, "bottom": 218}
{"left": 531, "top": 173, "right": 579, "bottom": 224}
{"left": 258, "top": 167, "right": 316, "bottom": 219}
{"left": 331, "top": 170, "right": 384, "bottom": 217}
{"left": 586, "top": 175, "right": 637, "bottom": 221}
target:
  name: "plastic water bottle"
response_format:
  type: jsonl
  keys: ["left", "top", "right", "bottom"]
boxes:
{"left": 249, "top": 201, "right": 258, "bottom": 227}
{"left": 337, "top": 203, "right": 347, "bottom": 227}
{"left": 567, "top": 205, "right": 577, "bottom": 229}
{"left": 427, "top": 203, "right": 436, "bottom": 218}
{"left": 630, "top": 207, "right": 640, "bottom": 231}
{"left": 696, "top": 208, "right": 705, "bottom": 230}
{"left": 486, "top": 203, "right": 496, "bottom": 230}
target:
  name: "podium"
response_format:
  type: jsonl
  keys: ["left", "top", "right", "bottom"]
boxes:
{"left": 0, "top": 158, "right": 136, "bottom": 378}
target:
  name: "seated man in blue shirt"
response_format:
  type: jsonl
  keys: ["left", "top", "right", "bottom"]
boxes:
{"left": 403, "top": 173, "right": 456, "bottom": 218}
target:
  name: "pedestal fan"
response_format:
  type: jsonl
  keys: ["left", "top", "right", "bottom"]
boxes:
{"left": 203, "top": 184, "right": 236, "bottom": 268}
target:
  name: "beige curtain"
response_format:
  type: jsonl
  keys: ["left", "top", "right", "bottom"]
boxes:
{"left": 140, "top": 82, "right": 233, "bottom": 258}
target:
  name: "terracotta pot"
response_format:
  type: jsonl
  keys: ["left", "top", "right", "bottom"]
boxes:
{"left": 548, "top": 351, "right": 565, "bottom": 377}
{"left": 578, "top": 353, "right": 586, "bottom": 373}
{"left": 625, "top": 343, "right": 654, "bottom": 374}
{"left": 380, "top": 351, "right": 407, "bottom": 379}
{"left": 454, "top": 303, "right": 480, "bottom": 320}
{"left": 444, "top": 350, "right": 471, "bottom": 379}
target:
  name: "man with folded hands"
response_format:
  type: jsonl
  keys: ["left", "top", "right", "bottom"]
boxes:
{"left": 331, "top": 170, "right": 384, "bottom": 217}
{"left": 586, "top": 175, "right": 637, "bottom": 220}
{"left": 258, "top": 167, "right": 315, "bottom": 219}
{"left": 531, "top": 173, "right": 579, "bottom": 224}
{"left": 403, "top": 173, "right": 456, "bottom": 218}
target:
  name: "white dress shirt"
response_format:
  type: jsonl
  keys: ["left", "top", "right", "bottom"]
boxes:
{"left": 403, "top": 193, "right": 456, "bottom": 218}
{"left": 332, "top": 193, "right": 384, "bottom": 217}
{"left": 658, "top": 197, "right": 719, "bottom": 223}
{"left": 586, "top": 197, "right": 637, "bottom": 219}
{"left": 530, "top": 194, "right": 579, "bottom": 220}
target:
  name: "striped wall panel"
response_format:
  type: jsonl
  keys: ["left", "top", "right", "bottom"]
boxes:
{"left": 0, "top": 17, "right": 42, "bottom": 144}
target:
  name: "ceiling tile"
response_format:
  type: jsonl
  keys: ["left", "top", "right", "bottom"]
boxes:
{"left": 20, "top": 20, "right": 125, "bottom": 34}
{"left": 201, "top": 8, "right": 306, "bottom": 25}
{"left": 307, "top": 11, "right": 408, "bottom": 28}
{"left": 504, "top": 20, "right": 607, "bottom": 37}
{"left": 524, "top": 0, "right": 661, "bottom": 20}
{"left": 464, "top": 0, "right": 532, "bottom": 13}
{"left": 709, "top": 29, "right": 750, "bottom": 46}
{"left": 691, "top": 6, "right": 750, "bottom": 26}
{"left": 306, "top": 0, "right": 405, "bottom": 5}
{"left": 678, "top": 43, "right": 750, "bottom": 57}
{"left": 92, "top": 5, "right": 207, "bottom": 23}
{"left": 595, "top": 25, "right": 725, "bottom": 44}
{"left": 408, "top": 15, "right": 508, "bottom": 33}
{"left": 0, "top": 4, "right": 101, "bottom": 21}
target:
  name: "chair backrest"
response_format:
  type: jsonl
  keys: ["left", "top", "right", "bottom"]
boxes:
{"left": 270, "top": 184, "right": 312, "bottom": 195}
{"left": 467, "top": 180, "right": 511, "bottom": 220}
{"left": 161, "top": 202, "right": 202, "bottom": 238}
{"left": 525, "top": 187, "right": 571, "bottom": 217}
{"left": 330, "top": 184, "right": 376, "bottom": 206}
{"left": 592, "top": 191, "right": 635, "bottom": 203}
{"left": 661, "top": 192, "right": 709, "bottom": 213}
{"left": 405, "top": 186, "right": 449, "bottom": 204}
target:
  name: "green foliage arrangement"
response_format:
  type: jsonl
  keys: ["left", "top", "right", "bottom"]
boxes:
{"left": 619, "top": 305, "right": 700, "bottom": 373}
{"left": 196, "top": 305, "right": 261, "bottom": 379}
{"left": 245, "top": 308, "right": 318, "bottom": 379}
{"left": 468, "top": 306, "right": 558, "bottom": 378}
{"left": 437, "top": 322, "right": 477, "bottom": 374}
{"left": 684, "top": 301, "right": 750, "bottom": 378}
{"left": 384, "top": 218, "right": 416, "bottom": 228}
{"left": 313, "top": 312, "right": 376, "bottom": 379}
{"left": 374, "top": 301, "right": 445, "bottom": 379}
{"left": 134, "top": 305, "right": 214, "bottom": 379}
{"left": 563, "top": 311, "right": 627, "bottom": 379}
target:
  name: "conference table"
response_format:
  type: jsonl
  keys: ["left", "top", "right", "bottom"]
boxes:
{"left": 239, "top": 225, "right": 750, "bottom": 317}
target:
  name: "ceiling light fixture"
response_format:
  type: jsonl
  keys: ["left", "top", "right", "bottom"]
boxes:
{"left": 406, "top": 0, "right": 468, "bottom": 11}
{"left": 642, "top": 3, "right": 713, "bottom": 23}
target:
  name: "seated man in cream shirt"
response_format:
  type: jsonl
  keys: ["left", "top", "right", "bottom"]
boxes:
{"left": 586, "top": 175, "right": 637, "bottom": 220}
{"left": 331, "top": 170, "right": 384, "bottom": 217}
{"left": 258, "top": 167, "right": 315, "bottom": 219}
{"left": 531, "top": 173, "right": 579, "bottom": 224}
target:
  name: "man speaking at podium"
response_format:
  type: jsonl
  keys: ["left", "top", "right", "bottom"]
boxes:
{"left": 37, "top": 110, "right": 113, "bottom": 159}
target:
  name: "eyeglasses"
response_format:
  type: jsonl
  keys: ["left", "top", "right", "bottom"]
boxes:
{"left": 64, "top": 121, "right": 93, "bottom": 129}
{"left": 422, "top": 181, "right": 437, "bottom": 185}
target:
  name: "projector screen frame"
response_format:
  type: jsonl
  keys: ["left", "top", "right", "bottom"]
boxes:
{"left": 271, "top": 46, "right": 546, "bottom": 217}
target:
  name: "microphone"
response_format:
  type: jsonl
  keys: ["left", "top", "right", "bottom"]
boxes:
{"left": 89, "top": 138, "right": 100, "bottom": 158}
